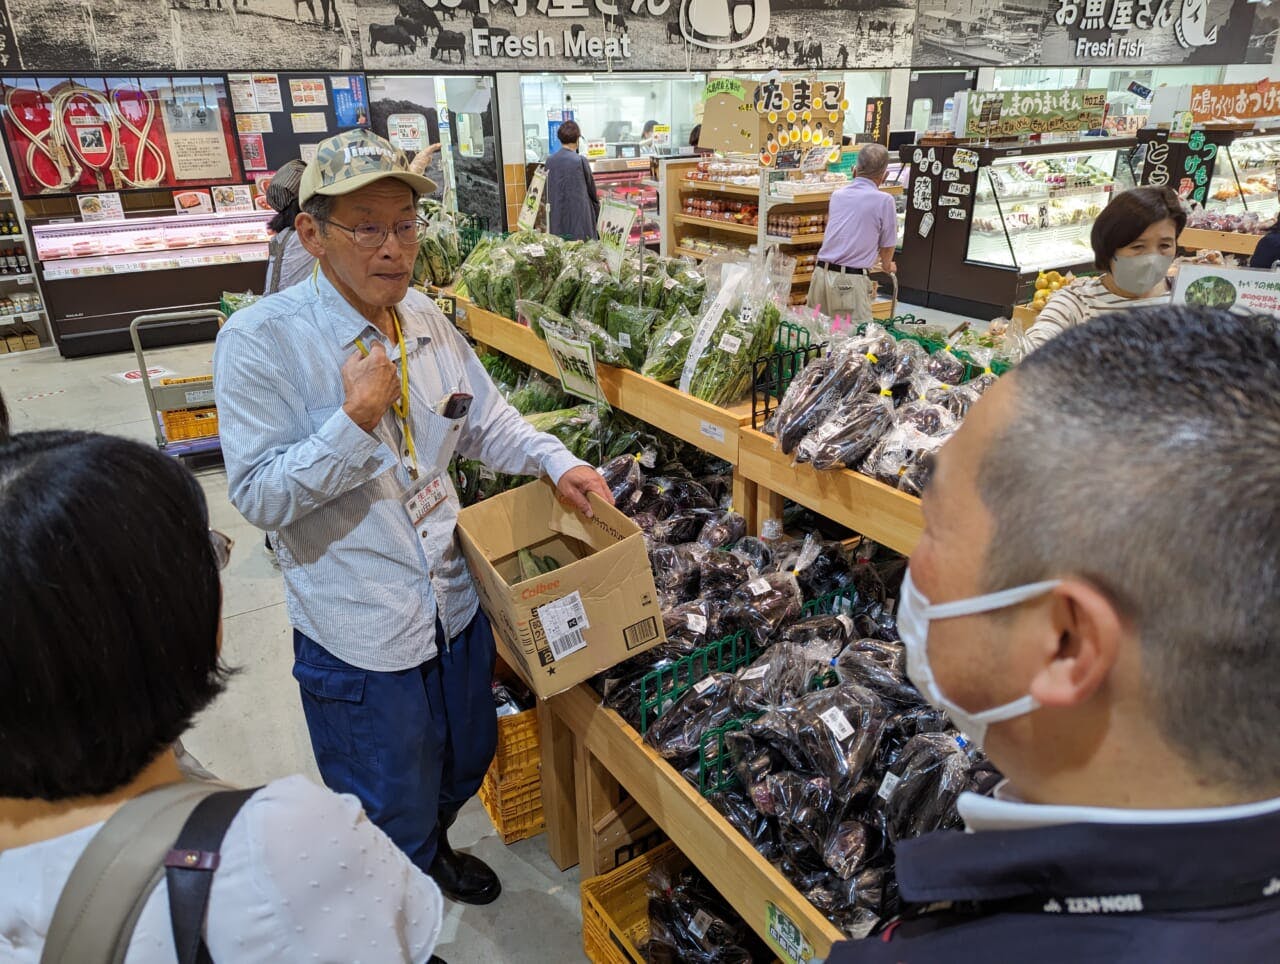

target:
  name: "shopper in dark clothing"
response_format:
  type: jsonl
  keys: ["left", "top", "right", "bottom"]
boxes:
{"left": 545, "top": 120, "right": 598, "bottom": 241}
{"left": 831, "top": 306, "right": 1280, "bottom": 962}
{"left": 1249, "top": 222, "right": 1280, "bottom": 268}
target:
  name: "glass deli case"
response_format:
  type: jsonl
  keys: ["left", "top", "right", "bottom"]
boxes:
{"left": 592, "top": 157, "right": 660, "bottom": 246}
{"left": 32, "top": 210, "right": 272, "bottom": 357}
{"left": 897, "top": 138, "right": 1138, "bottom": 319}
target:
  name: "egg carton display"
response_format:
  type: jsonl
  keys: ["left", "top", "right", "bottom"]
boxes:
{"left": 768, "top": 212, "right": 827, "bottom": 236}
{"left": 687, "top": 159, "right": 760, "bottom": 185}
{"left": 682, "top": 197, "right": 759, "bottom": 226}
{"left": 772, "top": 173, "right": 850, "bottom": 196}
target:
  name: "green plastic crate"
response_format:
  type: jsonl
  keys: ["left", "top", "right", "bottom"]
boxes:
{"left": 638, "top": 630, "right": 756, "bottom": 735}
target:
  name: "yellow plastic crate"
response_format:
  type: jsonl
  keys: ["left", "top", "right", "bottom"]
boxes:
{"left": 478, "top": 765, "right": 545, "bottom": 845}
{"left": 580, "top": 841, "right": 687, "bottom": 964}
{"left": 492, "top": 706, "right": 540, "bottom": 781}
{"left": 161, "top": 406, "right": 219, "bottom": 441}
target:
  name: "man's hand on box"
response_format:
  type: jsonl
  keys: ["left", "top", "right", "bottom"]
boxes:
{"left": 556, "top": 466, "right": 614, "bottom": 519}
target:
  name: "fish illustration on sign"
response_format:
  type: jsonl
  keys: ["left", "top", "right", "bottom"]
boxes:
{"left": 1175, "top": 0, "right": 1219, "bottom": 50}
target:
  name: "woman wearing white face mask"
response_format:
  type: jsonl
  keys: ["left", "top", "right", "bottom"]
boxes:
{"left": 1024, "top": 186, "right": 1185, "bottom": 352}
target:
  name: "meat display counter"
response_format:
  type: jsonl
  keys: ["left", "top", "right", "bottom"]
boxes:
{"left": 31, "top": 210, "right": 270, "bottom": 356}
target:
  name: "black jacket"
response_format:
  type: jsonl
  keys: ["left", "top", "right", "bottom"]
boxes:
{"left": 830, "top": 807, "right": 1280, "bottom": 962}
{"left": 1249, "top": 231, "right": 1280, "bottom": 269}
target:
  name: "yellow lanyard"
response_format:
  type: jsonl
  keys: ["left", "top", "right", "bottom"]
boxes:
{"left": 355, "top": 308, "right": 419, "bottom": 480}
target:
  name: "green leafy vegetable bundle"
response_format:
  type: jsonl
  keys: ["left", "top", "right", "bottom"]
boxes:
{"left": 641, "top": 306, "right": 698, "bottom": 384}
{"left": 605, "top": 301, "right": 659, "bottom": 369}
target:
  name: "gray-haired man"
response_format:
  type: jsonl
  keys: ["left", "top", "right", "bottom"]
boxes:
{"left": 807, "top": 143, "right": 897, "bottom": 322}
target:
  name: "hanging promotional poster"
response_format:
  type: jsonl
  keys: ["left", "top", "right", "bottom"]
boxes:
{"left": 914, "top": 0, "right": 1278, "bottom": 67}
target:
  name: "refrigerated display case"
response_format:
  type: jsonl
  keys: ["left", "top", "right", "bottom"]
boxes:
{"left": 898, "top": 138, "right": 1137, "bottom": 319}
{"left": 31, "top": 210, "right": 270, "bottom": 356}
{"left": 593, "top": 157, "right": 660, "bottom": 246}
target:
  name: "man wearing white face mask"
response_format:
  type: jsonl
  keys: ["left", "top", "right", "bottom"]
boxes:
{"left": 1024, "top": 186, "right": 1184, "bottom": 352}
{"left": 832, "top": 305, "right": 1280, "bottom": 962}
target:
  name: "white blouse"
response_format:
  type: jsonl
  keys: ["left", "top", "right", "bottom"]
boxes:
{"left": 0, "top": 775, "right": 442, "bottom": 963}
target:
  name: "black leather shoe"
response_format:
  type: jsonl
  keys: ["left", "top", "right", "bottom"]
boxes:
{"left": 429, "top": 811, "right": 502, "bottom": 905}
{"left": 428, "top": 956, "right": 447, "bottom": 964}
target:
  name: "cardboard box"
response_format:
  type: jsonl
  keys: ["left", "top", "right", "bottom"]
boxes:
{"left": 4, "top": 331, "right": 24, "bottom": 352}
{"left": 457, "top": 478, "right": 666, "bottom": 699}
{"left": 20, "top": 325, "right": 40, "bottom": 350}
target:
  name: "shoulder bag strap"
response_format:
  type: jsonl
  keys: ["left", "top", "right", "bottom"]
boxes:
{"left": 40, "top": 782, "right": 227, "bottom": 964}
{"left": 165, "top": 788, "right": 259, "bottom": 964}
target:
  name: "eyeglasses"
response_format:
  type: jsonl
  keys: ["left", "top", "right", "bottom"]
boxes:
{"left": 210, "top": 529, "right": 234, "bottom": 571}
{"left": 321, "top": 217, "right": 427, "bottom": 248}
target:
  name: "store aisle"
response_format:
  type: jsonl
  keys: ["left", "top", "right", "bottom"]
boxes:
{"left": 1, "top": 343, "right": 588, "bottom": 964}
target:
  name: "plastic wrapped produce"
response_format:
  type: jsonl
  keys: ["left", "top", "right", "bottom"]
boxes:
{"left": 505, "top": 372, "right": 572, "bottom": 414}
{"left": 508, "top": 233, "right": 564, "bottom": 305}
{"left": 876, "top": 732, "right": 970, "bottom": 842}
{"left": 772, "top": 343, "right": 874, "bottom": 454}
{"left": 788, "top": 684, "right": 886, "bottom": 794}
{"left": 665, "top": 477, "right": 718, "bottom": 510}
{"left": 642, "top": 306, "right": 698, "bottom": 384}
{"left": 709, "top": 789, "right": 780, "bottom": 861}
{"left": 725, "top": 571, "right": 803, "bottom": 646}
{"left": 730, "top": 643, "right": 811, "bottom": 715}
{"left": 845, "top": 638, "right": 906, "bottom": 676}
{"left": 650, "top": 509, "right": 719, "bottom": 546}
{"left": 606, "top": 300, "right": 660, "bottom": 369}
{"left": 663, "top": 598, "right": 713, "bottom": 649}
{"left": 459, "top": 236, "right": 495, "bottom": 309}
{"left": 863, "top": 417, "right": 954, "bottom": 496}
{"left": 643, "top": 671, "right": 736, "bottom": 763}
{"left": 699, "top": 549, "right": 752, "bottom": 598}
{"left": 831, "top": 649, "right": 920, "bottom": 708}
{"left": 768, "top": 771, "right": 836, "bottom": 856}
{"left": 730, "top": 536, "right": 772, "bottom": 572}
{"left": 486, "top": 247, "right": 518, "bottom": 319}
{"left": 514, "top": 298, "right": 568, "bottom": 339}
{"left": 644, "top": 864, "right": 767, "bottom": 964}
{"left": 599, "top": 453, "right": 644, "bottom": 504}
{"left": 800, "top": 375, "right": 897, "bottom": 470}
{"left": 924, "top": 344, "right": 966, "bottom": 384}
{"left": 650, "top": 543, "right": 706, "bottom": 601}
{"left": 697, "top": 511, "right": 747, "bottom": 549}
{"left": 778, "top": 614, "right": 854, "bottom": 649}
{"left": 822, "top": 820, "right": 879, "bottom": 880}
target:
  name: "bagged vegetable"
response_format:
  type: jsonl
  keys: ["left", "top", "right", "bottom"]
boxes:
{"left": 643, "top": 671, "right": 736, "bottom": 763}
{"left": 508, "top": 232, "right": 564, "bottom": 305}
{"left": 642, "top": 306, "right": 698, "bottom": 384}
{"left": 788, "top": 684, "right": 886, "bottom": 795}
{"left": 599, "top": 453, "right": 645, "bottom": 503}
{"left": 697, "top": 510, "right": 747, "bottom": 550}
{"left": 514, "top": 298, "right": 568, "bottom": 339}
{"left": 650, "top": 543, "right": 707, "bottom": 601}
{"left": 505, "top": 372, "right": 572, "bottom": 414}
{"left": 725, "top": 571, "right": 803, "bottom": 646}
{"left": 682, "top": 274, "right": 783, "bottom": 405}
{"left": 644, "top": 864, "right": 767, "bottom": 964}
{"left": 605, "top": 300, "right": 659, "bottom": 368}
{"left": 875, "top": 732, "right": 970, "bottom": 842}
{"left": 459, "top": 236, "right": 495, "bottom": 309}
{"left": 698, "top": 549, "right": 752, "bottom": 598}
{"left": 486, "top": 247, "right": 519, "bottom": 320}
{"left": 799, "top": 373, "right": 897, "bottom": 471}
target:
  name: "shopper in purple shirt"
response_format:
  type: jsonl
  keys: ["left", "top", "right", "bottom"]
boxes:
{"left": 807, "top": 144, "right": 897, "bottom": 322}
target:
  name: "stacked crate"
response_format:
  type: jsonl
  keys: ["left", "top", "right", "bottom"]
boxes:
{"left": 478, "top": 701, "right": 545, "bottom": 844}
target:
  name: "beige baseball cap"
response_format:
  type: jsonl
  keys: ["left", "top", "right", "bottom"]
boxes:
{"left": 298, "top": 129, "right": 437, "bottom": 206}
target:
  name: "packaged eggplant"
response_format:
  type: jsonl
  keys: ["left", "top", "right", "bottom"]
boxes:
{"left": 665, "top": 477, "right": 717, "bottom": 511}
{"left": 767, "top": 771, "right": 836, "bottom": 856}
{"left": 643, "top": 671, "right": 736, "bottom": 764}
{"left": 598, "top": 452, "right": 644, "bottom": 503}
{"left": 874, "top": 705, "right": 951, "bottom": 777}
{"left": 777, "top": 614, "right": 855, "bottom": 649}
{"left": 821, "top": 819, "right": 882, "bottom": 880}
{"left": 730, "top": 643, "right": 810, "bottom": 715}
{"left": 831, "top": 649, "right": 920, "bottom": 708}
{"left": 650, "top": 509, "right": 719, "bottom": 546}
{"left": 800, "top": 375, "right": 897, "bottom": 471}
{"left": 844, "top": 638, "right": 906, "bottom": 676}
{"left": 699, "top": 549, "right": 753, "bottom": 598}
{"left": 663, "top": 598, "right": 713, "bottom": 649}
{"left": 875, "top": 732, "right": 970, "bottom": 842}
{"left": 730, "top": 536, "right": 772, "bottom": 573}
{"left": 794, "top": 540, "right": 863, "bottom": 601}
{"left": 725, "top": 571, "right": 803, "bottom": 647}
{"left": 771, "top": 347, "right": 869, "bottom": 455}
{"left": 789, "top": 684, "right": 886, "bottom": 794}
{"left": 925, "top": 344, "right": 967, "bottom": 384}
{"left": 649, "top": 543, "right": 706, "bottom": 601}
{"left": 746, "top": 704, "right": 807, "bottom": 771}
{"left": 644, "top": 864, "right": 767, "bottom": 964}
{"left": 863, "top": 421, "right": 952, "bottom": 495}
{"left": 629, "top": 477, "right": 676, "bottom": 515}
{"left": 697, "top": 472, "right": 733, "bottom": 508}
{"left": 697, "top": 510, "right": 747, "bottom": 550}
{"left": 708, "top": 788, "right": 781, "bottom": 861}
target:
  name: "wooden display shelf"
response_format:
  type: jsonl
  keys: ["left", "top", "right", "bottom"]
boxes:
{"left": 736, "top": 426, "right": 924, "bottom": 556}
{"left": 456, "top": 298, "right": 752, "bottom": 465}
{"left": 793, "top": 269, "right": 814, "bottom": 284}
{"left": 673, "top": 212, "right": 760, "bottom": 237}
{"left": 1178, "top": 227, "right": 1261, "bottom": 256}
{"left": 549, "top": 683, "right": 843, "bottom": 961}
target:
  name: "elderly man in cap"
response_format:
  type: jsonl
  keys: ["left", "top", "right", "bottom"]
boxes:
{"left": 214, "top": 130, "right": 611, "bottom": 922}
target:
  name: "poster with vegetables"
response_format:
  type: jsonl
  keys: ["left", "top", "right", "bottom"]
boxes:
{"left": 1172, "top": 264, "right": 1280, "bottom": 315}
{"left": 754, "top": 77, "right": 847, "bottom": 170}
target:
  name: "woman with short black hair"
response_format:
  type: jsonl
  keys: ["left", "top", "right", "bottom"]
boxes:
{"left": 1025, "top": 186, "right": 1186, "bottom": 351}
{"left": 0, "top": 432, "right": 443, "bottom": 962}
{"left": 545, "top": 119, "right": 599, "bottom": 241}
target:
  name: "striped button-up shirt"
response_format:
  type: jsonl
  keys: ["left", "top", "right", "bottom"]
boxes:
{"left": 213, "top": 271, "right": 586, "bottom": 672}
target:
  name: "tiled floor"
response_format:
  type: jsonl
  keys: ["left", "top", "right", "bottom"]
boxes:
{"left": 1, "top": 341, "right": 585, "bottom": 964}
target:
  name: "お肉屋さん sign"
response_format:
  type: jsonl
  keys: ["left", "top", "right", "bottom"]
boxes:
{"left": 1172, "top": 264, "right": 1280, "bottom": 315}
{"left": 963, "top": 88, "right": 1107, "bottom": 137}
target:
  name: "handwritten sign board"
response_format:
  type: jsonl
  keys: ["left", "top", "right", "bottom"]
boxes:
{"left": 864, "top": 97, "right": 891, "bottom": 147}
{"left": 1190, "top": 82, "right": 1280, "bottom": 124}
{"left": 963, "top": 88, "right": 1107, "bottom": 138}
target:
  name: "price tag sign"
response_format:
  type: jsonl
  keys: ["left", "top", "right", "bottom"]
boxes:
{"left": 585, "top": 138, "right": 607, "bottom": 159}
{"left": 765, "top": 902, "right": 815, "bottom": 964}
{"left": 544, "top": 329, "right": 609, "bottom": 407}
{"left": 519, "top": 166, "right": 547, "bottom": 231}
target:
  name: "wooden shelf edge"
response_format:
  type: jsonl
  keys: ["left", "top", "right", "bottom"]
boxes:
{"left": 552, "top": 684, "right": 844, "bottom": 958}
{"left": 673, "top": 212, "right": 760, "bottom": 237}
{"left": 1178, "top": 226, "right": 1261, "bottom": 255}
{"left": 736, "top": 427, "right": 923, "bottom": 555}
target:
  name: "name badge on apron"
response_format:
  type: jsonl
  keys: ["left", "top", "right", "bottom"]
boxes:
{"left": 404, "top": 470, "right": 449, "bottom": 527}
